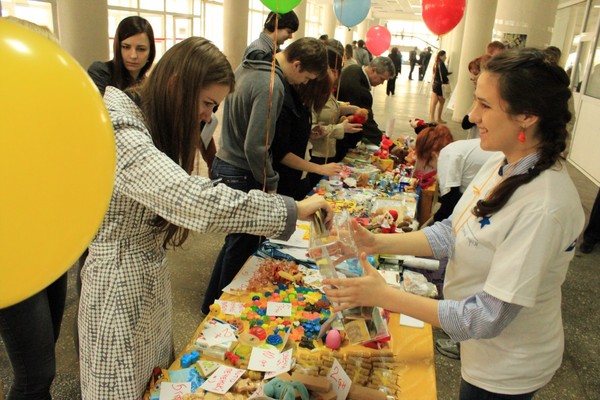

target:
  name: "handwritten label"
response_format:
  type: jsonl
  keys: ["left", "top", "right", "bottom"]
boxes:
{"left": 327, "top": 359, "right": 351, "bottom": 400}
{"left": 264, "top": 349, "right": 293, "bottom": 379}
{"left": 202, "top": 324, "right": 237, "bottom": 347}
{"left": 200, "top": 365, "right": 245, "bottom": 394}
{"left": 247, "top": 383, "right": 265, "bottom": 399}
{"left": 215, "top": 300, "right": 245, "bottom": 316}
{"left": 223, "top": 256, "right": 262, "bottom": 294}
{"left": 159, "top": 382, "right": 191, "bottom": 400}
{"left": 248, "top": 347, "right": 280, "bottom": 372}
{"left": 266, "top": 302, "right": 292, "bottom": 317}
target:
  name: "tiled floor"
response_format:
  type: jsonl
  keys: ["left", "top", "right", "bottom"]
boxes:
{"left": 1, "top": 70, "right": 599, "bottom": 400}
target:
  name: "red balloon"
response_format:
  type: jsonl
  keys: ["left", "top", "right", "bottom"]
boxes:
{"left": 366, "top": 25, "right": 392, "bottom": 57}
{"left": 422, "top": 0, "right": 466, "bottom": 36}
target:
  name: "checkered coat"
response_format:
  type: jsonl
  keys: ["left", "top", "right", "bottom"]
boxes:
{"left": 79, "top": 87, "right": 295, "bottom": 399}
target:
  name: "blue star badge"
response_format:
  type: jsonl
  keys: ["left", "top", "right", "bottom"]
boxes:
{"left": 479, "top": 216, "right": 491, "bottom": 229}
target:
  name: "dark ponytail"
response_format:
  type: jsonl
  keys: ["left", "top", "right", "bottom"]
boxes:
{"left": 473, "top": 48, "right": 571, "bottom": 218}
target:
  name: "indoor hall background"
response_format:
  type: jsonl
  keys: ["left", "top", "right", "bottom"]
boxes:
{"left": 1, "top": 69, "right": 598, "bottom": 400}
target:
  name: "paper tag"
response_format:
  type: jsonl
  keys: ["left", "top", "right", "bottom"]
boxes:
{"left": 264, "top": 349, "right": 294, "bottom": 379}
{"left": 200, "top": 365, "right": 245, "bottom": 394}
{"left": 247, "top": 383, "right": 266, "bottom": 399}
{"left": 400, "top": 314, "right": 425, "bottom": 328}
{"left": 159, "top": 382, "right": 191, "bottom": 400}
{"left": 196, "top": 360, "right": 220, "bottom": 377}
{"left": 326, "top": 359, "right": 351, "bottom": 400}
{"left": 266, "top": 302, "right": 292, "bottom": 317}
{"left": 223, "top": 256, "right": 262, "bottom": 294}
{"left": 200, "top": 113, "right": 218, "bottom": 149}
{"left": 202, "top": 324, "right": 237, "bottom": 346}
{"left": 248, "top": 346, "right": 281, "bottom": 372}
{"left": 215, "top": 300, "right": 245, "bottom": 316}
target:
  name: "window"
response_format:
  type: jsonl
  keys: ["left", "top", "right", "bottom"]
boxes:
{"left": 247, "top": 0, "right": 269, "bottom": 46}
{"left": 1, "top": 0, "right": 55, "bottom": 33}
{"left": 107, "top": 0, "right": 207, "bottom": 60}
{"left": 305, "top": 0, "right": 324, "bottom": 39}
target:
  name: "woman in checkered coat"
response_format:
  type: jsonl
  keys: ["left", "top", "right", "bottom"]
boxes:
{"left": 78, "top": 37, "right": 331, "bottom": 399}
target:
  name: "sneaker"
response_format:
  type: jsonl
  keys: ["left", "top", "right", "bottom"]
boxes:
{"left": 435, "top": 338, "right": 460, "bottom": 360}
{"left": 580, "top": 241, "right": 596, "bottom": 254}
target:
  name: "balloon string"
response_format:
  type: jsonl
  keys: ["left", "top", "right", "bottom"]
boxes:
{"left": 262, "top": 12, "right": 279, "bottom": 193}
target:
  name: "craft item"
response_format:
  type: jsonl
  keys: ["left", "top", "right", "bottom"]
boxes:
{"left": 347, "top": 384, "right": 387, "bottom": 400}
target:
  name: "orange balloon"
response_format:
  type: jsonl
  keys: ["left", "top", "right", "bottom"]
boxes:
{"left": 0, "top": 20, "right": 115, "bottom": 308}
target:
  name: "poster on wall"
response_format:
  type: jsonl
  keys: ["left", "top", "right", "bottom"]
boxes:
{"left": 503, "top": 33, "right": 527, "bottom": 48}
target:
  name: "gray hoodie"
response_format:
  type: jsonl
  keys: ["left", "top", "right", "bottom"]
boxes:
{"left": 216, "top": 59, "right": 285, "bottom": 191}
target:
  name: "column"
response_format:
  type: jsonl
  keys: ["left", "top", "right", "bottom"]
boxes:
{"left": 495, "top": 0, "right": 558, "bottom": 48}
{"left": 322, "top": 0, "right": 337, "bottom": 39}
{"left": 294, "top": 1, "right": 307, "bottom": 39}
{"left": 357, "top": 19, "right": 368, "bottom": 40}
{"left": 56, "top": 0, "right": 108, "bottom": 68}
{"left": 451, "top": 0, "right": 498, "bottom": 122}
{"left": 223, "top": 0, "right": 249, "bottom": 69}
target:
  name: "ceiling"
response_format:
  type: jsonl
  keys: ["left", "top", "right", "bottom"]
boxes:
{"left": 369, "top": 0, "right": 424, "bottom": 21}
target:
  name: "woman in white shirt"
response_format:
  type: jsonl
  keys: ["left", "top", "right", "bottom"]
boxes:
{"left": 324, "top": 48, "right": 584, "bottom": 400}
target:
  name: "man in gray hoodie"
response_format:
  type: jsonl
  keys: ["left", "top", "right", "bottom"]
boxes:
{"left": 202, "top": 38, "right": 328, "bottom": 314}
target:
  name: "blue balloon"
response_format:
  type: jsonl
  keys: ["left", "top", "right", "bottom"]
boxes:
{"left": 334, "top": 0, "right": 371, "bottom": 28}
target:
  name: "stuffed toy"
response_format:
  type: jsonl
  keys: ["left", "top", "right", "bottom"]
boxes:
{"left": 374, "top": 134, "right": 394, "bottom": 159}
{"left": 409, "top": 118, "right": 436, "bottom": 135}
{"left": 380, "top": 210, "right": 398, "bottom": 233}
{"left": 263, "top": 378, "right": 309, "bottom": 400}
{"left": 341, "top": 108, "right": 369, "bottom": 124}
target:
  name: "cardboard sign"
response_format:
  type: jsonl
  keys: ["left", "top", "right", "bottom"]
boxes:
{"left": 327, "top": 359, "right": 351, "bottom": 400}
{"left": 200, "top": 365, "right": 245, "bottom": 394}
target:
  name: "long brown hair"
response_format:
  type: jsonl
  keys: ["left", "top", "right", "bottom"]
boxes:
{"left": 134, "top": 37, "right": 235, "bottom": 248}
{"left": 473, "top": 48, "right": 571, "bottom": 218}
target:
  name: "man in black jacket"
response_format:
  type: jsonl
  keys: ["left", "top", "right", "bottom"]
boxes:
{"left": 336, "top": 56, "right": 395, "bottom": 160}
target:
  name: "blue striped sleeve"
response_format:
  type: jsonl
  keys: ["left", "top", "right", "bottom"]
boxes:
{"left": 438, "top": 291, "right": 523, "bottom": 341}
{"left": 422, "top": 218, "right": 455, "bottom": 259}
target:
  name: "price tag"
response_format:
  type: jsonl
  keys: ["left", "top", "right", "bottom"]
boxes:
{"left": 248, "top": 346, "right": 280, "bottom": 372}
{"left": 266, "top": 301, "right": 292, "bottom": 317}
{"left": 215, "top": 300, "right": 245, "bottom": 316}
{"left": 159, "top": 382, "right": 191, "bottom": 400}
{"left": 326, "top": 359, "right": 351, "bottom": 400}
{"left": 202, "top": 323, "right": 237, "bottom": 347}
{"left": 200, "top": 365, "right": 245, "bottom": 394}
{"left": 264, "top": 349, "right": 293, "bottom": 379}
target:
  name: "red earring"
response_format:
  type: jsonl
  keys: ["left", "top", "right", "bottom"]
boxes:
{"left": 518, "top": 130, "right": 526, "bottom": 143}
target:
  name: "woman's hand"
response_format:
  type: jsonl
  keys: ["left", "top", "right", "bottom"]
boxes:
{"left": 342, "top": 119, "right": 363, "bottom": 134}
{"left": 323, "top": 252, "right": 387, "bottom": 312}
{"left": 350, "top": 219, "right": 378, "bottom": 255}
{"left": 296, "top": 194, "right": 333, "bottom": 227}
{"left": 318, "top": 163, "right": 342, "bottom": 177}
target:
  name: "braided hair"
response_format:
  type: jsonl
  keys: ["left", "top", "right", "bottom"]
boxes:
{"left": 473, "top": 47, "right": 572, "bottom": 218}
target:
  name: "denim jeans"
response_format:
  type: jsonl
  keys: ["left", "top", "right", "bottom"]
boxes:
{"left": 202, "top": 158, "right": 265, "bottom": 314}
{"left": 0, "top": 273, "right": 68, "bottom": 400}
{"left": 459, "top": 379, "right": 537, "bottom": 400}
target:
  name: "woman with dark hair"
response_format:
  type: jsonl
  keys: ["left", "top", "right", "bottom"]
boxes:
{"left": 324, "top": 48, "right": 584, "bottom": 400}
{"left": 78, "top": 37, "right": 331, "bottom": 398}
{"left": 429, "top": 50, "right": 451, "bottom": 123}
{"left": 88, "top": 16, "right": 156, "bottom": 95}
{"left": 305, "top": 40, "right": 362, "bottom": 187}
{"left": 343, "top": 43, "right": 357, "bottom": 67}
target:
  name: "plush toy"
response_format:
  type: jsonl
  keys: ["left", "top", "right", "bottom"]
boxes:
{"left": 409, "top": 118, "right": 436, "bottom": 134}
{"left": 263, "top": 378, "right": 309, "bottom": 400}
{"left": 341, "top": 108, "right": 369, "bottom": 124}
{"left": 380, "top": 210, "right": 398, "bottom": 233}
{"left": 374, "top": 134, "right": 394, "bottom": 159}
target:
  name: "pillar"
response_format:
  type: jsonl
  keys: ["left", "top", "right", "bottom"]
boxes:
{"left": 451, "top": 0, "right": 498, "bottom": 122}
{"left": 56, "top": 0, "right": 107, "bottom": 68}
{"left": 495, "top": 0, "right": 558, "bottom": 48}
{"left": 223, "top": 0, "right": 248, "bottom": 69}
{"left": 294, "top": 1, "right": 307, "bottom": 39}
{"left": 322, "top": 0, "right": 337, "bottom": 39}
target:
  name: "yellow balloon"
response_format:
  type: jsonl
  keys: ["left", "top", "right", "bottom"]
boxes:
{"left": 0, "top": 20, "right": 115, "bottom": 308}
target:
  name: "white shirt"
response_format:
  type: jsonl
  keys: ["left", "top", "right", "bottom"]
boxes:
{"left": 445, "top": 152, "right": 584, "bottom": 394}
{"left": 437, "top": 139, "right": 495, "bottom": 196}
